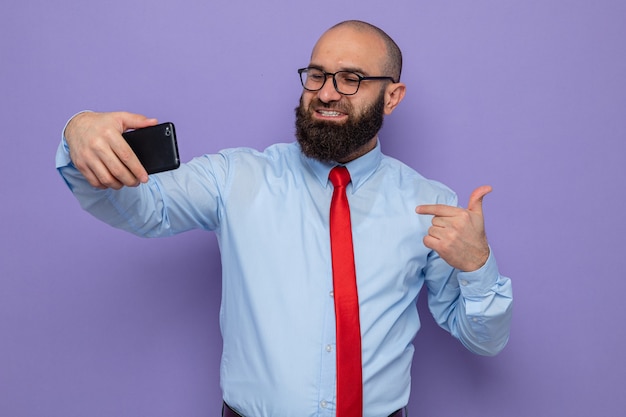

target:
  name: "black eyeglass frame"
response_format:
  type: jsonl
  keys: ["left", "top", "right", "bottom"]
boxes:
{"left": 298, "top": 67, "right": 397, "bottom": 96}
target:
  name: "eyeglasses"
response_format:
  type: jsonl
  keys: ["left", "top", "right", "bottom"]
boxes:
{"left": 298, "top": 67, "right": 396, "bottom": 96}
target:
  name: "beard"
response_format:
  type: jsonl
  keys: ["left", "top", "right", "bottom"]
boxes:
{"left": 295, "top": 91, "right": 385, "bottom": 162}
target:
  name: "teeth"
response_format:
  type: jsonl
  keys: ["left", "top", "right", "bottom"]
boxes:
{"left": 319, "top": 110, "right": 342, "bottom": 116}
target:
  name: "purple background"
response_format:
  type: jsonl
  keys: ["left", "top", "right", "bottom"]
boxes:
{"left": 1, "top": 1, "right": 625, "bottom": 416}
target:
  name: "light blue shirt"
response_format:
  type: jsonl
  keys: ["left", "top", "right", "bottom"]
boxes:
{"left": 56, "top": 137, "right": 512, "bottom": 417}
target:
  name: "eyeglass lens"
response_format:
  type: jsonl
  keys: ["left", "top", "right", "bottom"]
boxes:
{"left": 301, "top": 69, "right": 362, "bottom": 95}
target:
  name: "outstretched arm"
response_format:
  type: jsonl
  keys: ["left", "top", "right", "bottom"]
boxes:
{"left": 57, "top": 111, "right": 222, "bottom": 237}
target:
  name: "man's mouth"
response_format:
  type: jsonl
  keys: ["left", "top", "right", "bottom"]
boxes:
{"left": 318, "top": 110, "right": 342, "bottom": 116}
{"left": 315, "top": 108, "right": 348, "bottom": 120}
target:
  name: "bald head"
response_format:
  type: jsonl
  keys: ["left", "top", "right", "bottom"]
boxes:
{"left": 325, "top": 20, "right": 403, "bottom": 82}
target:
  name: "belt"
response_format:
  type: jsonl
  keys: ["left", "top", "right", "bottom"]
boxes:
{"left": 222, "top": 402, "right": 404, "bottom": 417}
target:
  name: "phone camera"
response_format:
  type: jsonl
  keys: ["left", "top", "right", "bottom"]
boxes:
{"left": 165, "top": 126, "right": 171, "bottom": 137}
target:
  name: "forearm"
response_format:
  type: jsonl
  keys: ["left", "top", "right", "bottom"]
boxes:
{"left": 450, "top": 252, "right": 513, "bottom": 356}
{"left": 57, "top": 144, "right": 173, "bottom": 237}
{"left": 56, "top": 135, "right": 220, "bottom": 237}
{"left": 426, "top": 249, "right": 513, "bottom": 356}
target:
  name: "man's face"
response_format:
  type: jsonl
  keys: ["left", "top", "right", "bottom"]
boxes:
{"left": 295, "top": 27, "right": 390, "bottom": 163}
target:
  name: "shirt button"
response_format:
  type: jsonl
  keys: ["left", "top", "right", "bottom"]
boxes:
{"left": 329, "top": 290, "right": 334, "bottom": 298}
{"left": 325, "top": 344, "right": 333, "bottom": 352}
{"left": 472, "top": 317, "right": 479, "bottom": 323}
{"left": 460, "top": 279, "right": 469, "bottom": 286}
{"left": 320, "top": 400, "right": 328, "bottom": 408}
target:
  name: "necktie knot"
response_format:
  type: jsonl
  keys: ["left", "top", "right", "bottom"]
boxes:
{"left": 329, "top": 166, "right": 351, "bottom": 188}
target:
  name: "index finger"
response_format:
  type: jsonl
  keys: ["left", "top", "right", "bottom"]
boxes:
{"left": 109, "top": 136, "right": 149, "bottom": 185}
{"left": 113, "top": 112, "right": 158, "bottom": 183}
{"left": 415, "top": 204, "right": 459, "bottom": 217}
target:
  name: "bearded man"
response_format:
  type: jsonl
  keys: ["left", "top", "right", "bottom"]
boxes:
{"left": 57, "top": 20, "right": 512, "bottom": 417}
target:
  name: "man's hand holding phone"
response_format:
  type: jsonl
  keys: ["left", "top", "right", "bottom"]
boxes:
{"left": 64, "top": 112, "right": 159, "bottom": 189}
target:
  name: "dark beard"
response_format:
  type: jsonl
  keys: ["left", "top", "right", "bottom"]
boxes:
{"left": 294, "top": 92, "right": 385, "bottom": 162}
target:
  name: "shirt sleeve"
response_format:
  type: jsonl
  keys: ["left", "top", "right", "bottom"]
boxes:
{"left": 56, "top": 132, "right": 227, "bottom": 236}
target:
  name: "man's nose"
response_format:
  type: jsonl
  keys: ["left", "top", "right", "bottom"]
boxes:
{"left": 318, "top": 76, "right": 342, "bottom": 103}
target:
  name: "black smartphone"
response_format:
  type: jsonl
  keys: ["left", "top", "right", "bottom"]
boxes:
{"left": 122, "top": 122, "right": 180, "bottom": 174}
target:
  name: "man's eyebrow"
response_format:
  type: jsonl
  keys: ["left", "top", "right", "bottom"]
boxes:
{"left": 338, "top": 65, "right": 368, "bottom": 75}
{"left": 307, "top": 63, "right": 369, "bottom": 75}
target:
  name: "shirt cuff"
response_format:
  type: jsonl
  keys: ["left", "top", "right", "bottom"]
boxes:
{"left": 456, "top": 248, "right": 499, "bottom": 297}
{"left": 55, "top": 111, "right": 92, "bottom": 168}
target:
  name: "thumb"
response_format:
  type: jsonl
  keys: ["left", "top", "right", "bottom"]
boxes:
{"left": 115, "top": 112, "right": 158, "bottom": 132}
{"left": 467, "top": 185, "right": 493, "bottom": 214}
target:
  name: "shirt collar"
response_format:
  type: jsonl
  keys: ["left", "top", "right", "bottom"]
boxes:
{"left": 300, "top": 138, "right": 383, "bottom": 193}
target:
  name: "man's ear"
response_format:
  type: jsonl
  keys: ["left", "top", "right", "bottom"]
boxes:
{"left": 383, "top": 82, "right": 406, "bottom": 115}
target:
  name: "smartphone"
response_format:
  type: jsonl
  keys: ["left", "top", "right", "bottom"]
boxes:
{"left": 122, "top": 122, "right": 180, "bottom": 174}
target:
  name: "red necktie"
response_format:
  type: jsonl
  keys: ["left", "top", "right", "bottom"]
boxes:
{"left": 329, "top": 166, "right": 363, "bottom": 417}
